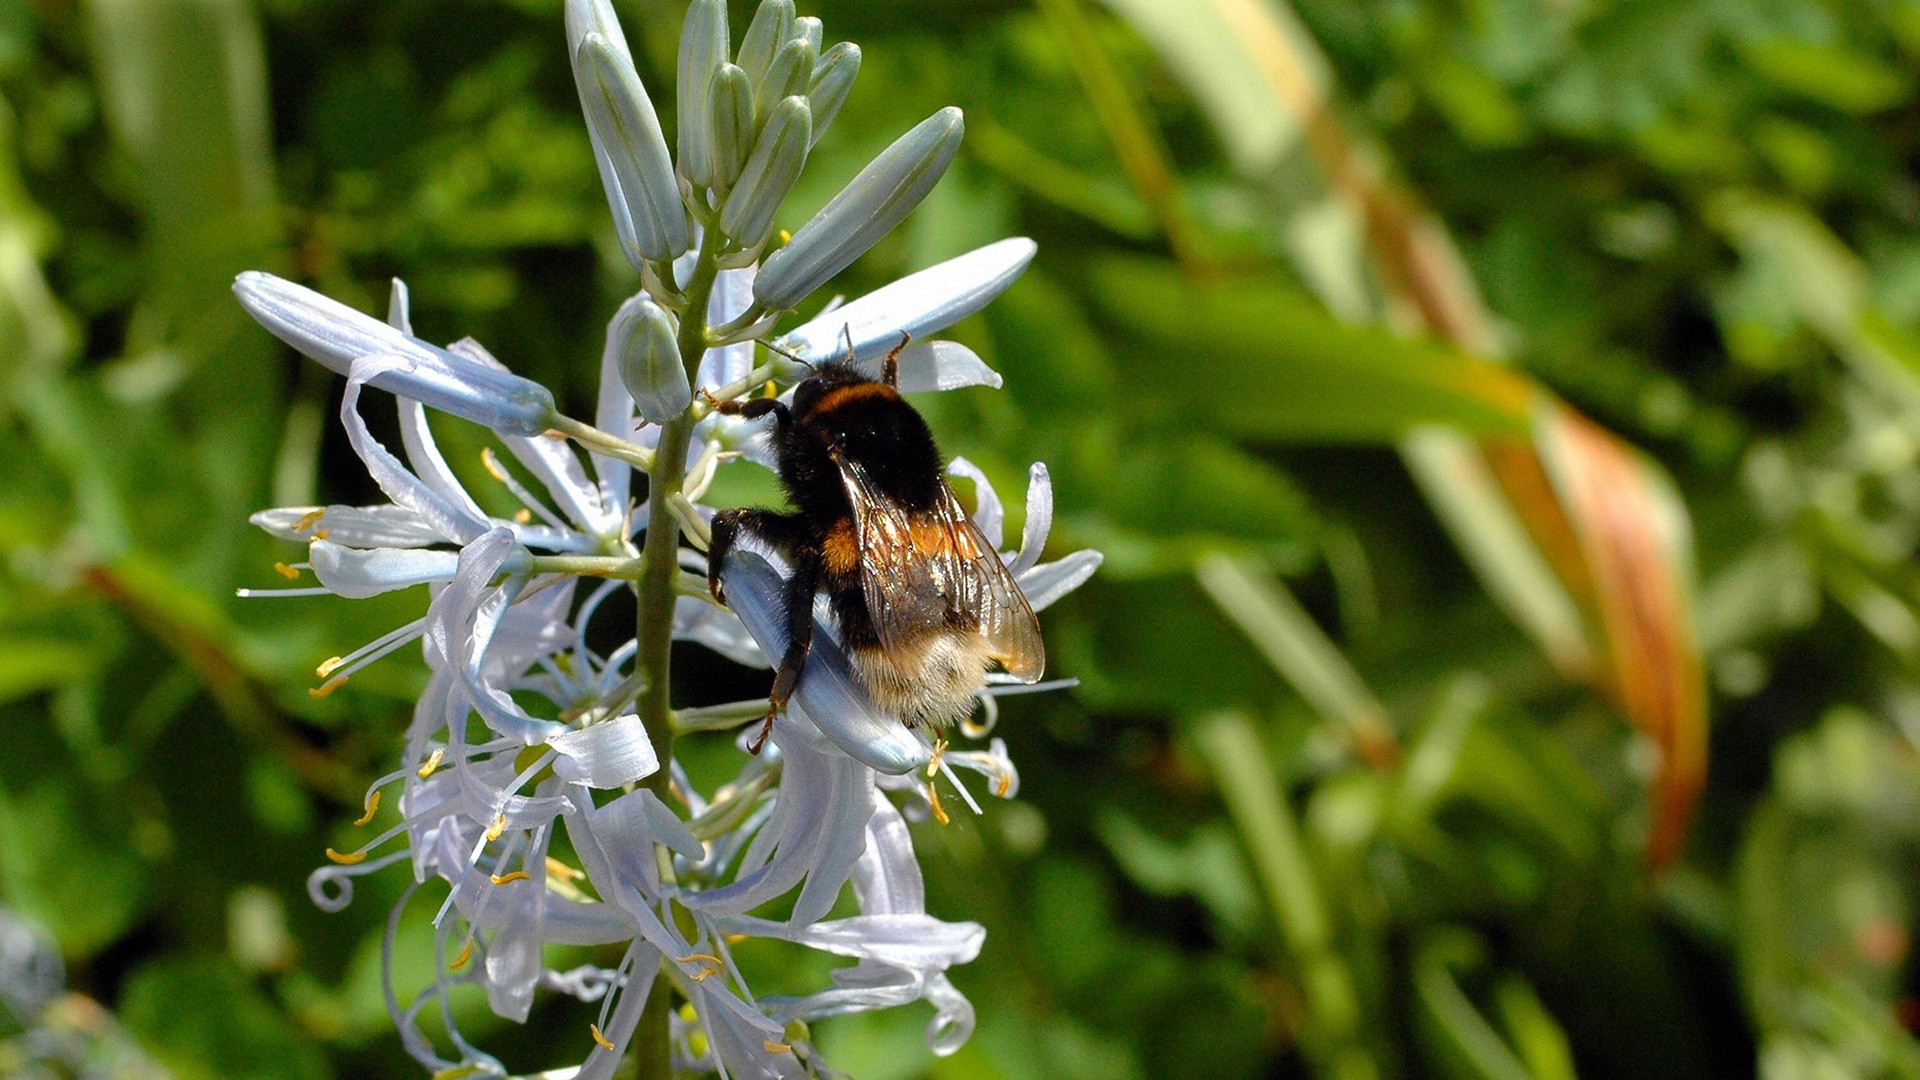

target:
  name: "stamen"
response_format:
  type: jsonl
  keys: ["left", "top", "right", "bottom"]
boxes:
{"left": 235, "top": 586, "right": 334, "bottom": 598}
{"left": 354, "top": 790, "right": 382, "bottom": 826}
{"left": 997, "top": 773, "right": 1012, "bottom": 798}
{"left": 309, "top": 675, "right": 349, "bottom": 698}
{"left": 926, "top": 737, "right": 948, "bottom": 780}
{"left": 450, "top": 936, "right": 475, "bottom": 971}
{"left": 926, "top": 783, "right": 950, "bottom": 826}
{"left": 311, "top": 528, "right": 330, "bottom": 540}
{"left": 546, "top": 857, "right": 585, "bottom": 881}
{"left": 589, "top": 1023, "right": 616, "bottom": 1051}
{"left": 293, "top": 509, "right": 326, "bottom": 533}
{"left": 417, "top": 747, "right": 446, "bottom": 778}
{"left": 490, "top": 870, "right": 531, "bottom": 885}
{"left": 319, "top": 617, "right": 428, "bottom": 686}
{"left": 939, "top": 759, "right": 985, "bottom": 816}
{"left": 764, "top": 1040, "right": 793, "bottom": 1054}
{"left": 691, "top": 967, "right": 718, "bottom": 982}
{"left": 513, "top": 508, "right": 532, "bottom": 524}
{"left": 316, "top": 656, "right": 345, "bottom": 677}
{"left": 325, "top": 847, "right": 369, "bottom": 865}
{"left": 479, "top": 447, "right": 569, "bottom": 531}
{"left": 273, "top": 562, "right": 301, "bottom": 580}
{"left": 676, "top": 953, "right": 724, "bottom": 966}
{"left": 486, "top": 813, "right": 507, "bottom": 842}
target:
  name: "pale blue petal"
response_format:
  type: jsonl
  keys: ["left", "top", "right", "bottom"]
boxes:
{"left": 1014, "top": 461, "right": 1052, "bottom": 574}
{"left": 1018, "top": 549, "right": 1103, "bottom": 612}
{"left": 340, "top": 357, "right": 490, "bottom": 544}
{"left": 250, "top": 504, "right": 444, "bottom": 548}
{"left": 547, "top": 712, "right": 660, "bottom": 788}
{"left": 698, "top": 265, "right": 757, "bottom": 389}
{"left": 308, "top": 540, "right": 459, "bottom": 598}
{"left": 945, "top": 457, "right": 1003, "bottom": 551}
{"left": 721, "top": 551, "right": 932, "bottom": 773}
{"left": 773, "top": 238, "right": 1035, "bottom": 366}
{"left": 235, "top": 272, "right": 557, "bottom": 435}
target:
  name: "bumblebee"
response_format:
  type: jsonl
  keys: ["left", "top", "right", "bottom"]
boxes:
{"left": 707, "top": 337, "right": 1045, "bottom": 751}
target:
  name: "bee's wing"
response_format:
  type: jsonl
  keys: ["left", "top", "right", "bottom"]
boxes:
{"left": 839, "top": 458, "right": 1046, "bottom": 683}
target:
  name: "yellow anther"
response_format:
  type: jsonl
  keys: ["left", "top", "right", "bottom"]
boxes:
{"left": 777, "top": 228, "right": 792, "bottom": 245}
{"left": 490, "top": 870, "right": 531, "bottom": 886}
{"left": 589, "top": 1023, "right": 616, "bottom": 1051}
{"left": 927, "top": 783, "right": 950, "bottom": 826}
{"left": 764, "top": 1040, "right": 793, "bottom": 1054}
{"left": 676, "top": 953, "right": 724, "bottom": 966}
{"left": 354, "top": 790, "right": 382, "bottom": 826}
{"left": 926, "top": 738, "right": 948, "bottom": 779}
{"left": 762, "top": 380, "right": 778, "bottom": 399}
{"left": 480, "top": 447, "right": 511, "bottom": 482}
{"left": 417, "top": 747, "right": 445, "bottom": 778}
{"left": 293, "top": 509, "right": 326, "bottom": 532}
{"left": 546, "top": 856, "right": 585, "bottom": 881}
{"left": 486, "top": 813, "right": 507, "bottom": 842}
{"left": 316, "top": 655, "right": 346, "bottom": 678}
{"left": 325, "top": 847, "right": 368, "bottom": 865}
{"left": 690, "top": 967, "right": 718, "bottom": 982}
{"left": 995, "top": 773, "right": 1012, "bottom": 798}
{"left": 513, "top": 508, "right": 532, "bottom": 524}
{"left": 450, "top": 937, "right": 474, "bottom": 971}
{"left": 273, "top": 562, "right": 301, "bottom": 581}
{"left": 312, "top": 528, "right": 331, "bottom": 540}
{"left": 309, "top": 675, "right": 349, "bottom": 699}
{"left": 724, "top": 933, "right": 749, "bottom": 945}
{"left": 542, "top": 428, "right": 569, "bottom": 441}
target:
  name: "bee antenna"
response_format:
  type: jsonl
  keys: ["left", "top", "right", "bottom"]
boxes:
{"left": 760, "top": 338, "right": 816, "bottom": 372}
{"left": 839, "top": 324, "right": 856, "bottom": 362}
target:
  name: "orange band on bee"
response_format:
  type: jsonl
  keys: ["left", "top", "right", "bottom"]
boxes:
{"left": 822, "top": 520, "right": 860, "bottom": 575}
{"left": 812, "top": 381, "right": 897, "bottom": 416}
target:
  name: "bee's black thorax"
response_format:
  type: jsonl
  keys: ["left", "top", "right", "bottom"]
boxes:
{"left": 779, "top": 362, "right": 946, "bottom": 521}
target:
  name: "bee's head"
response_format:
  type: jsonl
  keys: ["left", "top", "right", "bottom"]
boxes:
{"left": 790, "top": 355, "right": 874, "bottom": 419}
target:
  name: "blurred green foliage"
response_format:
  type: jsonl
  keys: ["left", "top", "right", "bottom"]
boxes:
{"left": 5, "top": 0, "right": 1920, "bottom": 1077}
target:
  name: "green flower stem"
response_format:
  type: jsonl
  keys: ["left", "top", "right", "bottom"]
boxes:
{"left": 629, "top": 223, "right": 725, "bottom": 1080}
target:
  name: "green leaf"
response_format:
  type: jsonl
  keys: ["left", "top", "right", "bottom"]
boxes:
{"left": 1087, "top": 256, "right": 1535, "bottom": 441}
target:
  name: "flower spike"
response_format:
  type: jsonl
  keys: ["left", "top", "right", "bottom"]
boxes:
{"left": 753, "top": 107, "right": 965, "bottom": 312}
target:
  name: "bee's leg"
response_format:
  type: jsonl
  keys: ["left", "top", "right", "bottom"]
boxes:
{"left": 881, "top": 331, "right": 911, "bottom": 388}
{"left": 709, "top": 395, "right": 790, "bottom": 425}
{"left": 706, "top": 509, "right": 806, "bottom": 604}
{"left": 752, "top": 552, "right": 819, "bottom": 754}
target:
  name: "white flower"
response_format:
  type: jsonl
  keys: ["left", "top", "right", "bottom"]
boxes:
{"left": 241, "top": 0, "right": 1103, "bottom": 1075}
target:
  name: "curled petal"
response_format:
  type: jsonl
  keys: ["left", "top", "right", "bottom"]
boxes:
{"left": 1015, "top": 461, "right": 1052, "bottom": 574}
{"left": 945, "top": 457, "right": 1004, "bottom": 551}
{"left": 774, "top": 238, "right": 1035, "bottom": 368}
{"left": 753, "top": 107, "right": 965, "bottom": 312}
{"left": 547, "top": 712, "right": 661, "bottom": 789}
